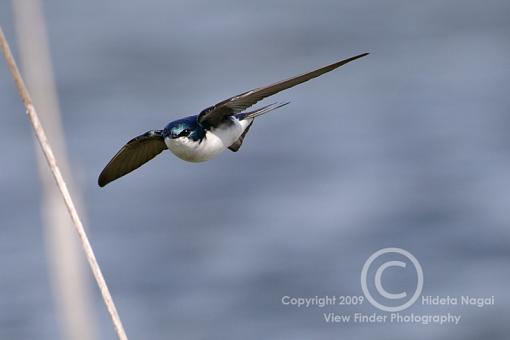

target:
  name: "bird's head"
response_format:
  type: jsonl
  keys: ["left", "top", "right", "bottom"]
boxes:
{"left": 164, "top": 115, "right": 205, "bottom": 141}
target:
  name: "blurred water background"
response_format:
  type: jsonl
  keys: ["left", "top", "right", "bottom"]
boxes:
{"left": 1, "top": 0, "right": 510, "bottom": 339}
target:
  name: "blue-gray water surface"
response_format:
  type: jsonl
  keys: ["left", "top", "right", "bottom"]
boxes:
{"left": 1, "top": 0, "right": 510, "bottom": 339}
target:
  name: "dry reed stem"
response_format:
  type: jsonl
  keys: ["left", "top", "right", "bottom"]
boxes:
{"left": 12, "top": 0, "right": 98, "bottom": 338}
{"left": 0, "top": 26, "right": 128, "bottom": 340}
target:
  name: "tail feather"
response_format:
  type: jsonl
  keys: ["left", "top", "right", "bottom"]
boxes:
{"left": 236, "top": 101, "right": 290, "bottom": 120}
{"left": 229, "top": 102, "right": 289, "bottom": 152}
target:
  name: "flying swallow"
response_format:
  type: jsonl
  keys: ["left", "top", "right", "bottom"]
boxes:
{"left": 98, "top": 52, "right": 368, "bottom": 187}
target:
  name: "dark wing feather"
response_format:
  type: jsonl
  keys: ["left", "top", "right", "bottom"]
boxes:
{"left": 198, "top": 53, "right": 368, "bottom": 127}
{"left": 98, "top": 130, "right": 166, "bottom": 187}
{"left": 228, "top": 120, "right": 254, "bottom": 152}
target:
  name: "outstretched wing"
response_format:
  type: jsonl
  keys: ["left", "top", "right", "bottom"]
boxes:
{"left": 98, "top": 130, "right": 167, "bottom": 187}
{"left": 198, "top": 53, "right": 368, "bottom": 127}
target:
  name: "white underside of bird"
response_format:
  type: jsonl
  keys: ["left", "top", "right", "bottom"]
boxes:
{"left": 165, "top": 117, "right": 254, "bottom": 162}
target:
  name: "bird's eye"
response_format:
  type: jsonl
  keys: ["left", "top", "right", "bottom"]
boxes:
{"left": 178, "top": 129, "right": 191, "bottom": 137}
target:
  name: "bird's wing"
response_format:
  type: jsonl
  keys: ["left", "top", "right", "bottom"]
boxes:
{"left": 98, "top": 130, "right": 166, "bottom": 187}
{"left": 198, "top": 52, "right": 368, "bottom": 127}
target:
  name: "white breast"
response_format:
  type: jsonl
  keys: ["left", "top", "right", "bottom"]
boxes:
{"left": 165, "top": 117, "right": 252, "bottom": 162}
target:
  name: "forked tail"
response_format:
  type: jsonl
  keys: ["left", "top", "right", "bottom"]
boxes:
{"left": 236, "top": 102, "right": 290, "bottom": 120}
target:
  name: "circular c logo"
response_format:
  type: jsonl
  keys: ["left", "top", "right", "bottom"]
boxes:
{"left": 361, "top": 248, "right": 423, "bottom": 312}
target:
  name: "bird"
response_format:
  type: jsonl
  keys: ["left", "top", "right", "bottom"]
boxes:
{"left": 98, "top": 52, "right": 368, "bottom": 187}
